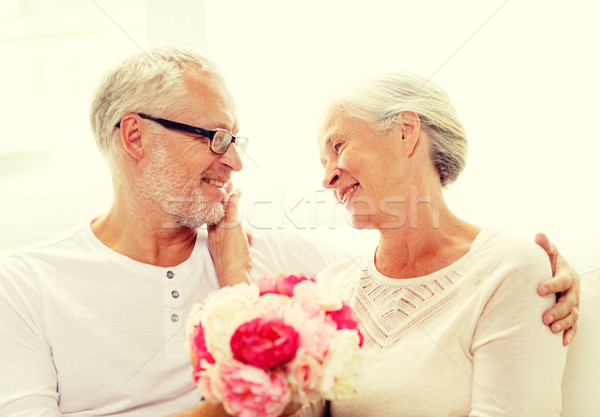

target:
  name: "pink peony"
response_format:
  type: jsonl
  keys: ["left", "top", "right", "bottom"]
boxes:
{"left": 256, "top": 274, "right": 278, "bottom": 295}
{"left": 326, "top": 302, "right": 364, "bottom": 347}
{"left": 220, "top": 362, "right": 290, "bottom": 417}
{"left": 189, "top": 322, "right": 215, "bottom": 381}
{"left": 275, "top": 274, "right": 315, "bottom": 297}
{"left": 286, "top": 348, "right": 323, "bottom": 404}
{"left": 231, "top": 318, "right": 300, "bottom": 369}
{"left": 283, "top": 301, "right": 337, "bottom": 360}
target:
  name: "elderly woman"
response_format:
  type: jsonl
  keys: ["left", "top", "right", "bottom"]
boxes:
{"left": 311, "top": 72, "right": 568, "bottom": 416}
{"left": 201, "top": 73, "right": 579, "bottom": 417}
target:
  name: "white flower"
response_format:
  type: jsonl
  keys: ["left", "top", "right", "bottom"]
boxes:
{"left": 286, "top": 348, "right": 323, "bottom": 404}
{"left": 254, "top": 293, "right": 290, "bottom": 317}
{"left": 292, "top": 280, "right": 343, "bottom": 311}
{"left": 209, "top": 282, "right": 260, "bottom": 304}
{"left": 202, "top": 292, "right": 260, "bottom": 362}
{"left": 320, "top": 329, "right": 364, "bottom": 400}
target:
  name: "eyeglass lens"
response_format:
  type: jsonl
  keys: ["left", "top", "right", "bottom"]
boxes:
{"left": 211, "top": 131, "right": 248, "bottom": 156}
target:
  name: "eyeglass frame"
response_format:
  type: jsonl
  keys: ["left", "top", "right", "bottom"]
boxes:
{"left": 115, "top": 113, "right": 249, "bottom": 156}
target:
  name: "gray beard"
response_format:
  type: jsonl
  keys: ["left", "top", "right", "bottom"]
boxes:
{"left": 160, "top": 190, "right": 225, "bottom": 229}
{"left": 135, "top": 146, "right": 226, "bottom": 230}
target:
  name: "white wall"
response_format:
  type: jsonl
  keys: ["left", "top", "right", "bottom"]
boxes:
{"left": 1, "top": 0, "right": 598, "bottom": 270}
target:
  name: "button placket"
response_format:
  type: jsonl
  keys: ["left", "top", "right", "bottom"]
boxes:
{"left": 163, "top": 269, "right": 184, "bottom": 328}
{"left": 162, "top": 268, "right": 186, "bottom": 356}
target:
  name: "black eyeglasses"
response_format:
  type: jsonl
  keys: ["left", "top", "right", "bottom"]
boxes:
{"left": 115, "top": 113, "right": 249, "bottom": 156}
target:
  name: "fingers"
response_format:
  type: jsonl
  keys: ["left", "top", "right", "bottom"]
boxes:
{"left": 224, "top": 180, "right": 235, "bottom": 196}
{"left": 535, "top": 233, "right": 581, "bottom": 346}
{"left": 207, "top": 186, "right": 252, "bottom": 287}
{"left": 534, "top": 233, "right": 552, "bottom": 254}
{"left": 542, "top": 285, "right": 577, "bottom": 323}
{"left": 534, "top": 232, "right": 558, "bottom": 274}
{"left": 546, "top": 303, "right": 578, "bottom": 334}
{"left": 227, "top": 188, "right": 241, "bottom": 205}
{"left": 219, "top": 188, "right": 243, "bottom": 229}
{"left": 542, "top": 287, "right": 579, "bottom": 347}
{"left": 563, "top": 322, "right": 578, "bottom": 346}
{"left": 244, "top": 228, "right": 254, "bottom": 247}
{"left": 538, "top": 272, "right": 571, "bottom": 296}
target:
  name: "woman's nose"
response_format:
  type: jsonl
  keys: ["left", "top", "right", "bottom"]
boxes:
{"left": 322, "top": 166, "right": 341, "bottom": 189}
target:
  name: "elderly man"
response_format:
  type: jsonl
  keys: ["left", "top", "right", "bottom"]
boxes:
{"left": 0, "top": 45, "right": 579, "bottom": 417}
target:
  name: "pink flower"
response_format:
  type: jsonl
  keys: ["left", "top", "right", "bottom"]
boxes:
{"left": 231, "top": 318, "right": 300, "bottom": 369}
{"left": 202, "top": 293, "right": 260, "bottom": 362}
{"left": 276, "top": 274, "right": 315, "bottom": 297}
{"left": 220, "top": 362, "right": 290, "bottom": 417}
{"left": 286, "top": 348, "right": 323, "bottom": 403}
{"left": 256, "top": 274, "right": 278, "bottom": 295}
{"left": 326, "top": 302, "right": 364, "bottom": 347}
{"left": 189, "top": 322, "right": 215, "bottom": 381}
{"left": 283, "top": 301, "right": 336, "bottom": 360}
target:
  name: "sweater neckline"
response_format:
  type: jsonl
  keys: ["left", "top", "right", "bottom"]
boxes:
{"left": 366, "top": 228, "right": 496, "bottom": 287}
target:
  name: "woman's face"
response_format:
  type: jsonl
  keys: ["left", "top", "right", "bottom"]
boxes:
{"left": 319, "top": 110, "right": 407, "bottom": 229}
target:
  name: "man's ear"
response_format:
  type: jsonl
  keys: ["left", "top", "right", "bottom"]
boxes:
{"left": 117, "top": 113, "right": 145, "bottom": 160}
{"left": 396, "top": 111, "right": 421, "bottom": 157}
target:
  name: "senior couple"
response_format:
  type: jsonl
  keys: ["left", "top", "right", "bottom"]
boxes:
{"left": 0, "top": 45, "right": 578, "bottom": 417}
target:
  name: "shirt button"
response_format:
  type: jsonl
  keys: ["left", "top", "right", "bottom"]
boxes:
{"left": 171, "top": 290, "right": 179, "bottom": 298}
{"left": 170, "top": 314, "right": 179, "bottom": 322}
{"left": 166, "top": 271, "right": 174, "bottom": 279}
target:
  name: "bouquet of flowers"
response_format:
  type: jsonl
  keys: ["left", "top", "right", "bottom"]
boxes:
{"left": 185, "top": 273, "right": 364, "bottom": 417}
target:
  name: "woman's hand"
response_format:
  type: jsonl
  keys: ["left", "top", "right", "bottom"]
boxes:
{"left": 207, "top": 186, "right": 252, "bottom": 287}
{"left": 535, "top": 233, "right": 580, "bottom": 346}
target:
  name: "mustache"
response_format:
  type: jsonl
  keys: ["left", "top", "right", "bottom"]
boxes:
{"left": 201, "top": 168, "right": 232, "bottom": 183}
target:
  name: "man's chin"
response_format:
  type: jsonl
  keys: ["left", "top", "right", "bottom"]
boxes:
{"left": 197, "top": 202, "right": 226, "bottom": 227}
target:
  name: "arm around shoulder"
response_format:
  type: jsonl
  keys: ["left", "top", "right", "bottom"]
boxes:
{"left": 470, "top": 241, "right": 567, "bottom": 416}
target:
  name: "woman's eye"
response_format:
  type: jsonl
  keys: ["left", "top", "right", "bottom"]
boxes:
{"left": 333, "top": 141, "right": 344, "bottom": 153}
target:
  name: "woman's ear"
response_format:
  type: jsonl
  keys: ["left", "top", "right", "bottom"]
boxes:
{"left": 117, "top": 113, "right": 145, "bottom": 160}
{"left": 396, "top": 111, "right": 421, "bottom": 157}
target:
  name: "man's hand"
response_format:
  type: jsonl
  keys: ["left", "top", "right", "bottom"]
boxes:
{"left": 535, "top": 233, "right": 580, "bottom": 346}
{"left": 208, "top": 186, "right": 252, "bottom": 287}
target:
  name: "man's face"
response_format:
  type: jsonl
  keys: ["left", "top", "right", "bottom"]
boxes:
{"left": 137, "top": 72, "right": 243, "bottom": 229}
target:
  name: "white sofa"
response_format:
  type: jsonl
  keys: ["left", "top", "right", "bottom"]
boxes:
{"left": 561, "top": 266, "right": 600, "bottom": 416}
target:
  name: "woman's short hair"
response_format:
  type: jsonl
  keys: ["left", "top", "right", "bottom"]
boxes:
{"left": 328, "top": 73, "right": 468, "bottom": 186}
{"left": 89, "top": 44, "right": 223, "bottom": 159}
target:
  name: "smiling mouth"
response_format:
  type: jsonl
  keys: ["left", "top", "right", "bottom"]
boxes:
{"left": 341, "top": 184, "right": 359, "bottom": 204}
{"left": 202, "top": 178, "right": 225, "bottom": 188}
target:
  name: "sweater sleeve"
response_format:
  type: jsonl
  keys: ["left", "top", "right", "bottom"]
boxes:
{"left": 0, "top": 255, "right": 62, "bottom": 416}
{"left": 469, "top": 242, "right": 567, "bottom": 417}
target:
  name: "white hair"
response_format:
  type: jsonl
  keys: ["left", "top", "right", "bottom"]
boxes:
{"left": 89, "top": 44, "right": 223, "bottom": 160}
{"left": 328, "top": 73, "right": 468, "bottom": 186}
